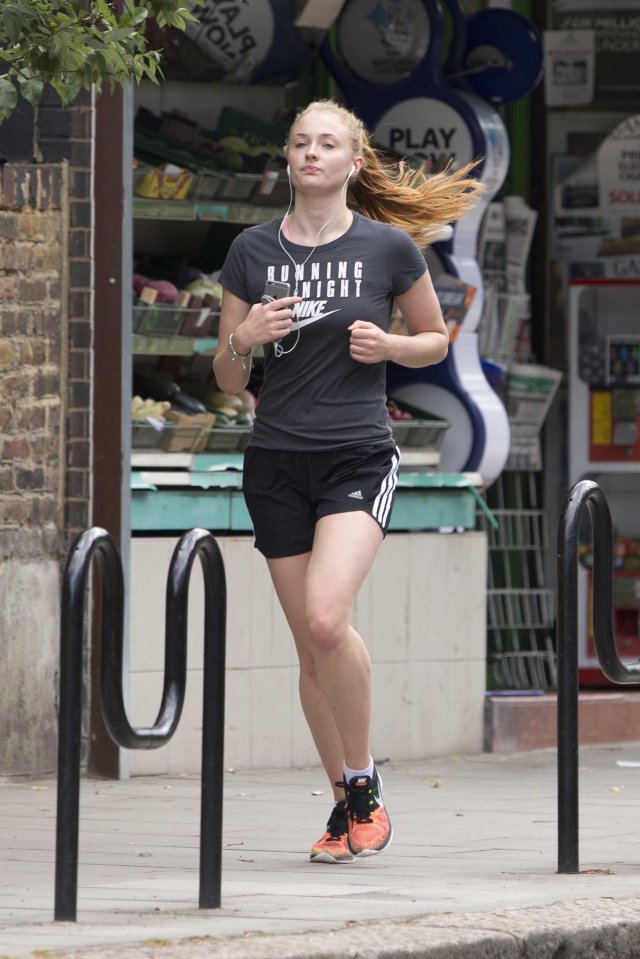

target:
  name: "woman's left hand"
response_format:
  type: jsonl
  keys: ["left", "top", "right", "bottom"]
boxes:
{"left": 348, "top": 320, "right": 389, "bottom": 364}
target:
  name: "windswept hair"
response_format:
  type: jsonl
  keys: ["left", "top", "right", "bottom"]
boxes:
{"left": 286, "top": 99, "right": 485, "bottom": 247}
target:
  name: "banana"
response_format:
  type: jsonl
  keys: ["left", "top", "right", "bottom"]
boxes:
{"left": 131, "top": 396, "right": 171, "bottom": 420}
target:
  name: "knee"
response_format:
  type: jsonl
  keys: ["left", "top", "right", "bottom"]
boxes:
{"left": 305, "top": 605, "right": 346, "bottom": 655}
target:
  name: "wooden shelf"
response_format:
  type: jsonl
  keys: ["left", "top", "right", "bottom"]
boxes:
{"left": 132, "top": 334, "right": 218, "bottom": 356}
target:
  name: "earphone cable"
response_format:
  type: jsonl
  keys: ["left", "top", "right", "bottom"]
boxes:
{"left": 274, "top": 168, "right": 353, "bottom": 358}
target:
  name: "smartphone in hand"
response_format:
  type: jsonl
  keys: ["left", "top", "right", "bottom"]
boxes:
{"left": 262, "top": 279, "right": 290, "bottom": 304}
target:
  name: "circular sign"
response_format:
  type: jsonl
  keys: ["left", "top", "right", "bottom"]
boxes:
{"left": 337, "top": 0, "right": 431, "bottom": 86}
{"left": 462, "top": 8, "right": 544, "bottom": 105}
{"left": 374, "top": 97, "right": 474, "bottom": 172}
{"left": 185, "top": 0, "right": 274, "bottom": 83}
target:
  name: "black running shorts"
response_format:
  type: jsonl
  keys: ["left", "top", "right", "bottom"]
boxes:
{"left": 242, "top": 443, "right": 401, "bottom": 558}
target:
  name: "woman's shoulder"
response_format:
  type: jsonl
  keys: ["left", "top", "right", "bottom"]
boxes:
{"left": 239, "top": 217, "right": 282, "bottom": 240}
{"left": 225, "top": 216, "right": 282, "bottom": 255}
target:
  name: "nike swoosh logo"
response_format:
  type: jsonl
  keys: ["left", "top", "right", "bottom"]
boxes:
{"left": 291, "top": 310, "right": 340, "bottom": 331}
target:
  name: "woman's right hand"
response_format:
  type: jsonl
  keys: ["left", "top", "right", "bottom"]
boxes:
{"left": 235, "top": 294, "right": 302, "bottom": 351}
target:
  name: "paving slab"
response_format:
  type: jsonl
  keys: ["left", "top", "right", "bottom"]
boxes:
{"left": 2, "top": 745, "right": 640, "bottom": 957}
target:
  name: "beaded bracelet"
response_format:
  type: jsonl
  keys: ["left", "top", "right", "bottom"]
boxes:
{"left": 228, "top": 331, "right": 252, "bottom": 371}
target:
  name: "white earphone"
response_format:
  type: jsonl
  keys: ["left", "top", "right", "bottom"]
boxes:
{"left": 349, "top": 164, "right": 356, "bottom": 177}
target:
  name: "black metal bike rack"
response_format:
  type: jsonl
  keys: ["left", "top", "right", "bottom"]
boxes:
{"left": 556, "top": 479, "right": 640, "bottom": 874}
{"left": 54, "top": 527, "right": 226, "bottom": 921}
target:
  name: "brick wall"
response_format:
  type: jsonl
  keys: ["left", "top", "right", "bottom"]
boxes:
{"left": 0, "top": 162, "right": 69, "bottom": 773}
{"left": 0, "top": 91, "right": 95, "bottom": 774}
{"left": 0, "top": 90, "right": 94, "bottom": 552}
{"left": 0, "top": 163, "right": 68, "bottom": 561}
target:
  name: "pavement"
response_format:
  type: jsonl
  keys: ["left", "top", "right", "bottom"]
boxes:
{"left": 4, "top": 745, "right": 640, "bottom": 958}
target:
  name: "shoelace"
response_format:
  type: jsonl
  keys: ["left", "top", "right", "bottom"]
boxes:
{"left": 335, "top": 778, "right": 375, "bottom": 824}
{"left": 325, "top": 800, "right": 348, "bottom": 840}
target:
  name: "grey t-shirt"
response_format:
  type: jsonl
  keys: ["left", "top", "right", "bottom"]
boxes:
{"left": 218, "top": 211, "right": 427, "bottom": 451}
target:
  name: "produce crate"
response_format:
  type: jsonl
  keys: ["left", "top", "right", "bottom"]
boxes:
{"left": 133, "top": 303, "right": 215, "bottom": 338}
{"left": 202, "top": 427, "right": 252, "bottom": 452}
{"left": 250, "top": 168, "right": 290, "bottom": 208}
{"left": 391, "top": 418, "right": 450, "bottom": 450}
{"left": 157, "top": 424, "right": 204, "bottom": 453}
{"left": 133, "top": 303, "right": 182, "bottom": 336}
{"left": 389, "top": 399, "right": 451, "bottom": 451}
{"left": 191, "top": 166, "right": 288, "bottom": 207}
{"left": 160, "top": 411, "right": 216, "bottom": 453}
{"left": 133, "top": 165, "right": 195, "bottom": 201}
{"left": 131, "top": 422, "right": 164, "bottom": 449}
{"left": 177, "top": 307, "right": 217, "bottom": 337}
{"left": 192, "top": 170, "right": 258, "bottom": 203}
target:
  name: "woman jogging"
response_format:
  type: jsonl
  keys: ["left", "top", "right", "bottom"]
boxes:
{"left": 213, "top": 99, "right": 482, "bottom": 863}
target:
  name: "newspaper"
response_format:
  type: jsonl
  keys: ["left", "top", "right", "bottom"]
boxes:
{"left": 504, "top": 364, "right": 563, "bottom": 471}
{"left": 504, "top": 196, "right": 538, "bottom": 294}
{"left": 497, "top": 293, "right": 534, "bottom": 364}
{"left": 478, "top": 198, "right": 537, "bottom": 363}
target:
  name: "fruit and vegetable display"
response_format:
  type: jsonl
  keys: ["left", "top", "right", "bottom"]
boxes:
{"left": 131, "top": 397, "right": 171, "bottom": 421}
{"left": 580, "top": 534, "right": 640, "bottom": 573}
{"left": 133, "top": 271, "right": 222, "bottom": 308}
{"left": 132, "top": 158, "right": 194, "bottom": 200}
{"left": 180, "top": 386, "right": 256, "bottom": 427}
{"left": 133, "top": 269, "right": 222, "bottom": 338}
{"left": 386, "top": 397, "right": 451, "bottom": 451}
{"left": 133, "top": 373, "right": 208, "bottom": 415}
{"left": 387, "top": 400, "right": 412, "bottom": 422}
{"left": 133, "top": 274, "right": 180, "bottom": 304}
{"left": 133, "top": 105, "right": 289, "bottom": 208}
{"left": 131, "top": 369, "right": 257, "bottom": 452}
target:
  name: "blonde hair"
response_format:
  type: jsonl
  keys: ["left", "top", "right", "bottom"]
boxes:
{"left": 286, "top": 99, "right": 485, "bottom": 246}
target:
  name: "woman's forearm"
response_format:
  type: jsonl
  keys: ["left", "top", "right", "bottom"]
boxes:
{"left": 385, "top": 330, "right": 449, "bottom": 368}
{"left": 212, "top": 331, "right": 253, "bottom": 393}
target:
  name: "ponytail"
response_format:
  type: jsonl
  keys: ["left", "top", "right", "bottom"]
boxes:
{"left": 349, "top": 142, "right": 484, "bottom": 246}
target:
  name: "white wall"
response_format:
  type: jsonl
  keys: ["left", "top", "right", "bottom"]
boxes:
{"left": 0, "top": 559, "right": 60, "bottom": 774}
{"left": 127, "top": 532, "right": 487, "bottom": 775}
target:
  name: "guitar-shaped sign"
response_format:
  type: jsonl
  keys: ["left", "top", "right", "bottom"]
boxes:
{"left": 321, "top": 0, "right": 513, "bottom": 484}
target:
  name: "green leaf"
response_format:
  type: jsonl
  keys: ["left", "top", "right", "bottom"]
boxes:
{"left": 47, "top": 33, "right": 63, "bottom": 61}
{"left": 62, "top": 74, "right": 83, "bottom": 103}
{"left": 0, "top": 0, "right": 202, "bottom": 123}
{"left": 1, "top": 8, "right": 25, "bottom": 43}
{"left": 0, "top": 76, "right": 19, "bottom": 120}
{"left": 99, "top": 27, "right": 138, "bottom": 44}
{"left": 17, "top": 75, "right": 44, "bottom": 106}
{"left": 93, "top": 0, "right": 112, "bottom": 18}
{"left": 48, "top": 77, "right": 69, "bottom": 105}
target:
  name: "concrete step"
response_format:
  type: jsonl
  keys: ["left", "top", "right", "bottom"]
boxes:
{"left": 485, "top": 691, "right": 640, "bottom": 753}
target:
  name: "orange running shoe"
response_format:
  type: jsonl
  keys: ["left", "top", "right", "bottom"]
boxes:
{"left": 341, "top": 768, "right": 392, "bottom": 857}
{"left": 310, "top": 800, "right": 355, "bottom": 863}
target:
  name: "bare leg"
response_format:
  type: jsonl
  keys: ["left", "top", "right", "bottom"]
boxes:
{"left": 304, "top": 511, "right": 384, "bottom": 770}
{"left": 267, "top": 552, "right": 346, "bottom": 800}
{"left": 267, "top": 511, "right": 384, "bottom": 797}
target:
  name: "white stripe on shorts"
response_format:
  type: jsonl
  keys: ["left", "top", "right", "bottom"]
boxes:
{"left": 372, "top": 447, "right": 400, "bottom": 529}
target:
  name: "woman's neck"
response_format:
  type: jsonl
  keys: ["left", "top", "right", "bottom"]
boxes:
{"left": 285, "top": 200, "right": 353, "bottom": 246}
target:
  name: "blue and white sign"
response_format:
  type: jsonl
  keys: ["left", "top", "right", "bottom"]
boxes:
{"left": 185, "top": 0, "right": 313, "bottom": 84}
{"left": 374, "top": 97, "right": 473, "bottom": 170}
{"left": 337, "top": 0, "right": 431, "bottom": 85}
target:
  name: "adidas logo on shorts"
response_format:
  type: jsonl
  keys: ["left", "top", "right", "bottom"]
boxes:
{"left": 348, "top": 490, "right": 364, "bottom": 499}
